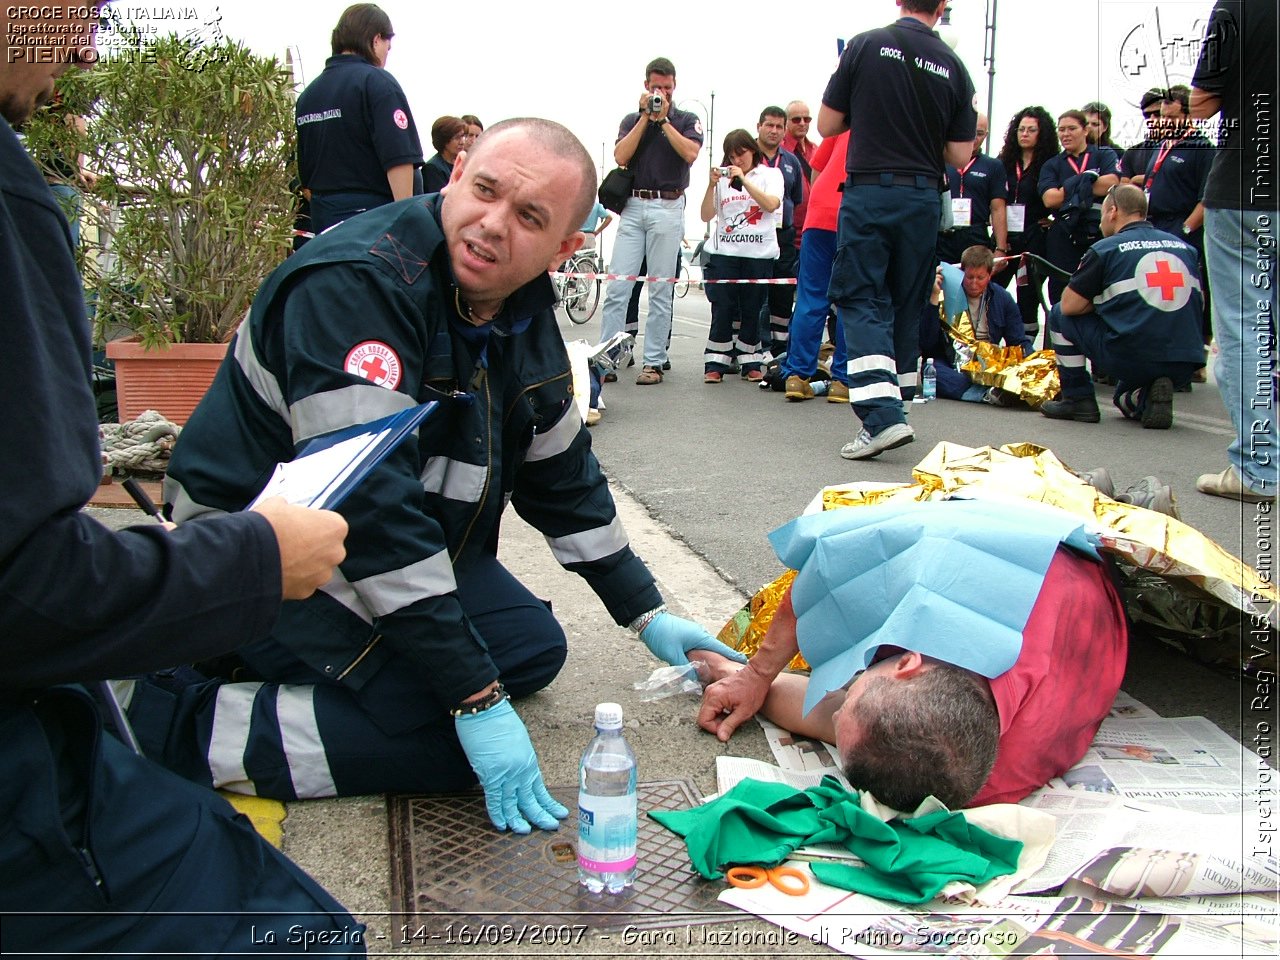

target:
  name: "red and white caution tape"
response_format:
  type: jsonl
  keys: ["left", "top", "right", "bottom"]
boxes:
{"left": 552, "top": 270, "right": 796, "bottom": 285}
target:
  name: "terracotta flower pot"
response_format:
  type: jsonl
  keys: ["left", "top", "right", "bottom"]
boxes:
{"left": 105, "top": 337, "right": 228, "bottom": 425}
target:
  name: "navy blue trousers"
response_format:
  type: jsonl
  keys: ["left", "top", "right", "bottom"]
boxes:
{"left": 1048, "top": 304, "right": 1198, "bottom": 405}
{"left": 128, "top": 554, "right": 567, "bottom": 800}
{"left": 309, "top": 191, "right": 390, "bottom": 234}
{"left": 1, "top": 689, "right": 361, "bottom": 956}
{"left": 829, "top": 180, "right": 940, "bottom": 433}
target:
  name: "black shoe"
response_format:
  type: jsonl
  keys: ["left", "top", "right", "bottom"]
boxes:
{"left": 1041, "top": 394, "right": 1101, "bottom": 423}
{"left": 662, "top": 360, "right": 671, "bottom": 371}
{"left": 1141, "top": 377, "right": 1174, "bottom": 429}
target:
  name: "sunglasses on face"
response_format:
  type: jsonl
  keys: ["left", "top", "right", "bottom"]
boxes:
{"left": 789, "top": 116, "right": 811, "bottom": 123}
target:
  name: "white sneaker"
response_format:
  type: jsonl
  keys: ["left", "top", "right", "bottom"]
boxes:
{"left": 840, "top": 422, "right": 915, "bottom": 460}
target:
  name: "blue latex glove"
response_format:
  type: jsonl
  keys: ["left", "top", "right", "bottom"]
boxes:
{"left": 640, "top": 611, "right": 748, "bottom": 667}
{"left": 454, "top": 699, "right": 569, "bottom": 834}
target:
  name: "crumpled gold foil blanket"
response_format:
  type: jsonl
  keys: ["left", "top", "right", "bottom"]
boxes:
{"left": 716, "top": 569, "right": 810, "bottom": 670}
{"left": 721, "top": 441, "right": 1276, "bottom": 673}
{"left": 945, "top": 302, "right": 1061, "bottom": 406}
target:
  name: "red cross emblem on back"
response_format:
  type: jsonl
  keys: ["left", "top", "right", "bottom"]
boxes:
{"left": 344, "top": 340, "right": 403, "bottom": 390}
{"left": 1145, "top": 259, "right": 1185, "bottom": 301}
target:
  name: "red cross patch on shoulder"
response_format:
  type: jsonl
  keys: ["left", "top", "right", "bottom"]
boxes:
{"left": 1135, "top": 252, "right": 1193, "bottom": 312}
{"left": 393, "top": 108, "right": 409, "bottom": 130}
{"left": 344, "top": 340, "right": 402, "bottom": 389}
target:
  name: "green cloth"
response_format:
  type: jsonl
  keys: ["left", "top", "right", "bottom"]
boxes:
{"left": 649, "top": 776, "right": 1022, "bottom": 905}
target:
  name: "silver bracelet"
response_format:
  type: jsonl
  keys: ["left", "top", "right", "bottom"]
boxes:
{"left": 629, "top": 603, "right": 668, "bottom": 634}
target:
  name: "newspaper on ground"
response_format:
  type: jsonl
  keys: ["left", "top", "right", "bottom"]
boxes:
{"left": 1051, "top": 716, "right": 1259, "bottom": 812}
{"left": 706, "top": 698, "right": 1280, "bottom": 956}
{"left": 720, "top": 868, "right": 1277, "bottom": 959}
{"left": 1018, "top": 787, "right": 1278, "bottom": 896}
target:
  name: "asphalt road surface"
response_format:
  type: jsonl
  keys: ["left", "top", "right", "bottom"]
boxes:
{"left": 563, "top": 286, "right": 1273, "bottom": 750}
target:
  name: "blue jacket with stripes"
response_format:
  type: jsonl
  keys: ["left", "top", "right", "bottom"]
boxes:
{"left": 164, "top": 195, "right": 661, "bottom": 706}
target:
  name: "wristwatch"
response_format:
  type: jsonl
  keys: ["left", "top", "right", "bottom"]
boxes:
{"left": 655, "top": 117, "right": 670, "bottom": 127}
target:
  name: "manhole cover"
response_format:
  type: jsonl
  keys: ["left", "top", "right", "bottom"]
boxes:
{"left": 388, "top": 780, "right": 736, "bottom": 936}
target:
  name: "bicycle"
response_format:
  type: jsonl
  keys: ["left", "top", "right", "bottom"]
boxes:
{"left": 675, "top": 256, "right": 692, "bottom": 299}
{"left": 554, "top": 249, "right": 603, "bottom": 324}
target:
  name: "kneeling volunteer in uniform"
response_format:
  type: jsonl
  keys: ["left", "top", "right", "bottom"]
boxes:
{"left": 696, "top": 500, "right": 1128, "bottom": 810}
{"left": 1040, "top": 183, "right": 1204, "bottom": 428}
{"left": 140, "top": 118, "right": 743, "bottom": 834}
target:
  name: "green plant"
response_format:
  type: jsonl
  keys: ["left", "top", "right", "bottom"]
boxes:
{"left": 48, "top": 31, "right": 297, "bottom": 346}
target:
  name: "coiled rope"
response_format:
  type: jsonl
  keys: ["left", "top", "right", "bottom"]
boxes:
{"left": 99, "top": 410, "right": 181, "bottom": 477}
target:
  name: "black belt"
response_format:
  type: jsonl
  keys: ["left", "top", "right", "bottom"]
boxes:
{"left": 631, "top": 189, "right": 681, "bottom": 200}
{"left": 847, "top": 173, "right": 941, "bottom": 190}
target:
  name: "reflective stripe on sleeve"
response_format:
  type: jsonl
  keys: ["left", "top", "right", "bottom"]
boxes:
{"left": 290, "top": 384, "right": 416, "bottom": 443}
{"left": 546, "top": 514, "right": 629, "bottom": 565}
{"left": 350, "top": 549, "right": 457, "bottom": 617}
{"left": 164, "top": 477, "right": 226, "bottom": 523}
{"left": 232, "top": 321, "right": 288, "bottom": 421}
{"left": 317, "top": 567, "right": 374, "bottom": 624}
{"left": 525, "top": 406, "right": 582, "bottom": 462}
{"left": 421, "top": 456, "right": 487, "bottom": 502}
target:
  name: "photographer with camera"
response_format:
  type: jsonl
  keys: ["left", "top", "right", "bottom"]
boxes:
{"left": 699, "top": 129, "right": 783, "bottom": 384}
{"left": 598, "top": 57, "right": 703, "bottom": 386}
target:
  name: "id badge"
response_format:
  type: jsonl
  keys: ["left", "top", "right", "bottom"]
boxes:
{"left": 951, "top": 197, "right": 972, "bottom": 228}
{"left": 1006, "top": 203, "right": 1027, "bottom": 233}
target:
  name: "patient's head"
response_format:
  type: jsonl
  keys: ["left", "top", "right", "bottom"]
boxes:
{"left": 833, "top": 653, "right": 1000, "bottom": 810}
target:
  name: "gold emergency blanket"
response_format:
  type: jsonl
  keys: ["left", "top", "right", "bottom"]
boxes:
{"left": 720, "top": 442, "right": 1276, "bottom": 674}
{"left": 944, "top": 301, "right": 1060, "bottom": 407}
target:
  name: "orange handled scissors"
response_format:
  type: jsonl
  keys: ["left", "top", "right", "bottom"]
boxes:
{"left": 725, "top": 864, "right": 810, "bottom": 896}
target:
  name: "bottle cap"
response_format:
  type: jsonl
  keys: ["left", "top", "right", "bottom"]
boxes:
{"left": 594, "top": 702, "right": 623, "bottom": 727}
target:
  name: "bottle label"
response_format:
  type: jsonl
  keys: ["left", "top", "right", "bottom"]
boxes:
{"left": 577, "top": 791, "right": 637, "bottom": 872}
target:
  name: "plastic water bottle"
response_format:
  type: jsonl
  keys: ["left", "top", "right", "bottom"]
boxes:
{"left": 811, "top": 380, "right": 830, "bottom": 398}
{"left": 577, "top": 703, "right": 637, "bottom": 893}
{"left": 922, "top": 359, "right": 937, "bottom": 401}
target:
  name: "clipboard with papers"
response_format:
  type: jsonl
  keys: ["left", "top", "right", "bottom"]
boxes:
{"left": 249, "top": 401, "right": 439, "bottom": 510}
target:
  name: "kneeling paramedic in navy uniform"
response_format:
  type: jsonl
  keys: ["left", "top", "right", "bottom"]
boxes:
{"left": 0, "top": 6, "right": 361, "bottom": 953}
{"left": 1041, "top": 184, "right": 1204, "bottom": 428}
{"left": 145, "top": 119, "right": 744, "bottom": 833}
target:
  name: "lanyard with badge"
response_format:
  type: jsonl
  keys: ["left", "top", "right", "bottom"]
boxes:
{"left": 1064, "top": 149, "right": 1102, "bottom": 210}
{"left": 951, "top": 157, "right": 976, "bottom": 227}
{"left": 1007, "top": 162, "right": 1029, "bottom": 234}
{"left": 1065, "top": 151, "right": 1090, "bottom": 178}
{"left": 1143, "top": 133, "right": 1190, "bottom": 196}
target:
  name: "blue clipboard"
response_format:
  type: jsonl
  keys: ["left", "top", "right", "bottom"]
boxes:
{"left": 251, "top": 401, "right": 439, "bottom": 510}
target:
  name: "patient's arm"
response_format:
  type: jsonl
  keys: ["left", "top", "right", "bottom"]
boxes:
{"left": 696, "top": 648, "right": 845, "bottom": 745}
